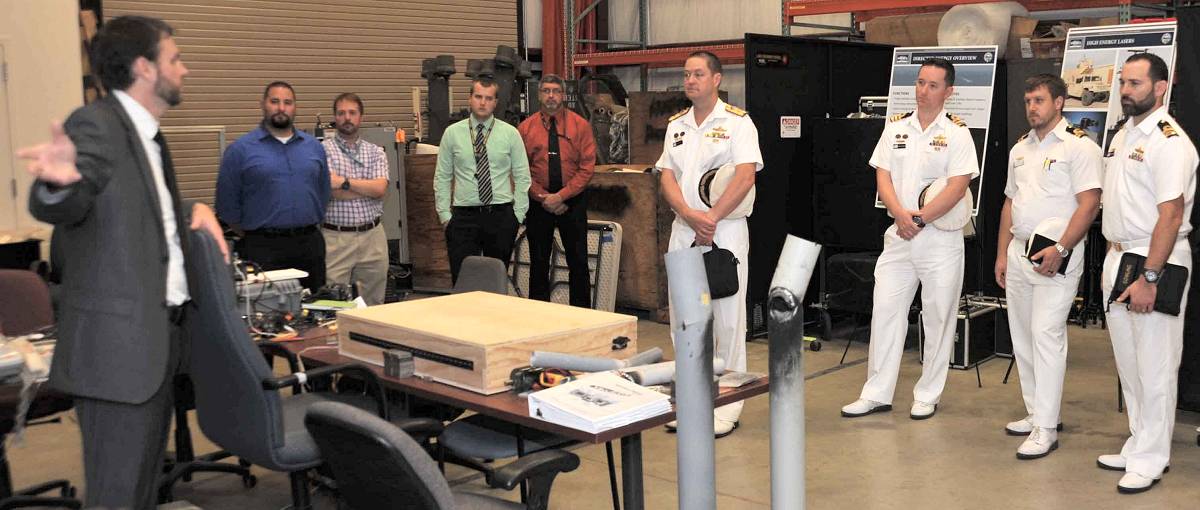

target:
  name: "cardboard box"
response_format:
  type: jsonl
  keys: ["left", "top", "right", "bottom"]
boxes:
{"left": 337, "top": 292, "right": 638, "bottom": 394}
{"left": 865, "top": 12, "right": 944, "bottom": 47}
{"left": 1006, "top": 16, "right": 1039, "bottom": 60}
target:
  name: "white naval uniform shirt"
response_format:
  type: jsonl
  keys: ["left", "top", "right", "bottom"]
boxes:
{"left": 1005, "top": 117, "right": 1103, "bottom": 241}
{"left": 1101, "top": 106, "right": 1198, "bottom": 245}
{"left": 654, "top": 99, "right": 764, "bottom": 224}
{"left": 869, "top": 110, "right": 979, "bottom": 216}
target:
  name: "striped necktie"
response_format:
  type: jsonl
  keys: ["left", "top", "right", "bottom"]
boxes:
{"left": 473, "top": 123, "right": 494, "bottom": 204}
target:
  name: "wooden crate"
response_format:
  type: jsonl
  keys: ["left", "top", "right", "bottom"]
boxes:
{"left": 337, "top": 292, "right": 638, "bottom": 394}
{"left": 404, "top": 153, "right": 452, "bottom": 289}
{"left": 585, "top": 166, "right": 673, "bottom": 322}
{"left": 627, "top": 91, "right": 726, "bottom": 166}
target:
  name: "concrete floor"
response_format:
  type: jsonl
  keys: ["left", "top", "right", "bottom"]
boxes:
{"left": 9, "top": 319, "right": 1200, "bottom": 509}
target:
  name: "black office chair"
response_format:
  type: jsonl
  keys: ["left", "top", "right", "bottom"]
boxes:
{"left": 305, "top": 401, "right": 579, "bottom": 510}
{"left": 183, "top": 229, "right": 413, "bottom": 510}
{"left": 0, "top": 269, "right": 79, "bottom": 510}
{"left": 156, "top": 374, "right": 256, "bottom": 503}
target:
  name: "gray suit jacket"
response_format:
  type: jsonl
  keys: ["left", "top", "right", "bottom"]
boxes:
{"left": 29, "top": 95, "right": 194, "bottom": 405}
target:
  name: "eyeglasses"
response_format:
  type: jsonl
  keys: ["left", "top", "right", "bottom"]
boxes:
{"left": 539, "top": 88, "right": 564, "bottom": 95}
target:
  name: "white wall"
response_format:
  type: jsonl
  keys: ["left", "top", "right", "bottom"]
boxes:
{"left": 0, "top": 0, "right": 83, "bottom": 235}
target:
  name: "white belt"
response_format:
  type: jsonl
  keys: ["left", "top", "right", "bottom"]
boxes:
{"left": 1109, "top": 238, "right": 1151, "bottom": 252}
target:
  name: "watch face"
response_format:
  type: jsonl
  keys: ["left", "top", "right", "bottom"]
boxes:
{"left": 1144, "top": 269, "right": 1160, "bottom": 282}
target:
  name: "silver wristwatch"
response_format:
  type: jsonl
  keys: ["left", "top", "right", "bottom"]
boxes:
{"left": 1054, "top": 243, "right": 1070, "bottom": 257}
{"left": 1143, "top": 268, "right": 1161, "bottom": 284}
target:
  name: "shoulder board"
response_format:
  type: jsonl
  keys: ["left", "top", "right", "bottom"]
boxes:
{"left": 668, "top": 108, "right": 689, "bottom": 122}
{"left": 1067, "top": 124, "right": 1089, "bottom": 138}
{"left": 945, "top": 113, "right": 967, "bottom": 128}
{"left": 724, "top": 104, "right": 748, "bottom": 117}
{"left": 1016, "top": 133, "right": 1029, "bottom": 143}
{"left": 1112, "top": 116, "right": 1129, "bottom": 131}
{"left": 889, "top": 111, "right": 913, "bottom": 123}
{"left": 1158, "top": 120, "right": 1179, "bottom": 138}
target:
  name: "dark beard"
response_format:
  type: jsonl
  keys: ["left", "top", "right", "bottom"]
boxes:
{"left": 268, "top": 113, "right": 292, "bottom": 129}
{"left": 337, "top": 122, "right": 358, "bottom": 136}
{"left": 1120, "top": 94, "right": 1155, "bottom": 117}
{"left": 155, "top": 79, "right": 182, "bottom": 107}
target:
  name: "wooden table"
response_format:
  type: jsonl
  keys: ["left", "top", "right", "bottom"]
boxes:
{"left": 276, "top": 331, "right": 769, "bottom": 510}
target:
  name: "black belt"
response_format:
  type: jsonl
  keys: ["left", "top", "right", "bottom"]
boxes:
{"left": 323, "top": 217, "right": 381, "bottom": 232}
{"left": 246, "top": 225, "right": 318, "bottom": 237}
{"left": 452, "top": 202, "right": 513, "bottom": 214}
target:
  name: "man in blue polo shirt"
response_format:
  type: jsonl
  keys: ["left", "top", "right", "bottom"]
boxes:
{"left": 217, "top": 81, "right": 330, "bottom": 291}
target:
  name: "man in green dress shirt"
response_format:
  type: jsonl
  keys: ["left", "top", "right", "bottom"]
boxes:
{"left": 434, "top": 78, "right": 531, "bottom": 283}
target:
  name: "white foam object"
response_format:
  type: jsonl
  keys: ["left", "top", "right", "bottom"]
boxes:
{"left": 698, "top": 163, "right": 755, "bottom": 219}
{"left": 938, "top": 2, "right": 1029, "bottom": 55}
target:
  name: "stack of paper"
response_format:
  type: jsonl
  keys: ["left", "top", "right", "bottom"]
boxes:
{"left": 528, "top": 372, "right": 672, "bottom": 433}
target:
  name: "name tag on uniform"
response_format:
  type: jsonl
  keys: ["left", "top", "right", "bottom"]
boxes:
{"left": 672, "top": 131, "right": 685, "bottom": 147}
{"left": 1014, "top": 157, "right": 1025, "bottom": 167}
{"left": 893, "top": 133, "right": 908, "bottom": 150}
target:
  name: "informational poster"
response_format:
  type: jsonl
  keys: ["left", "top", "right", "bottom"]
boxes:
{"left": 1059, "top": 21, "right": 1178, "bottom": 151}
{"left": 878, "top": 46, "right": 999, "bottom": 215}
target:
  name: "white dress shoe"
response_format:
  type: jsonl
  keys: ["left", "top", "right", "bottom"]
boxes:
{"left": 714, "top": 418, "right": 739, "bottom": 438}
{"left": 909, "top": 400, "right": 937, "bottom": 420}
{"left": 1097, "top": 454, "right": 1169, "bottom": 474}
{"left": 1005, "top": 416, "right": 1064, "bottom": 436}
{"left": 1096, "top": 454, "right": 1125, "bottom": 471}
{"left": 841, "top": 399, "right": 891, "bottom": 418}
{"left": 1117, "top": 472, "right": 1159, "bottom": 494}
{"left": 1016, "top": 427, "right": 1058, "bottom": 460}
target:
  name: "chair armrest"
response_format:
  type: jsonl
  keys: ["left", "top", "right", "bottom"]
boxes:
{"left": 394, "top": 417, "right": 444, "bottom": 437}
{"left": 261, "top": 363, "right": 389, "bottom": 419}
{"left": 256, "top": 341, "right": 302, "bottom": 394}
{"left": 487, "top": 449, "right": 580, "bottom": 491}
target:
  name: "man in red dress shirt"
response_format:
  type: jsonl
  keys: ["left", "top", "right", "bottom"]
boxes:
{"left": 517, "top": 74, "right": 597, "bottom": 307}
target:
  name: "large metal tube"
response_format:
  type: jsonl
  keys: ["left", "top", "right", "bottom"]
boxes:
{"left": 767, "top": 235, "right": 821, "bottom": 510}
{"left": 664, "top": 246, "right": 715, "bottom": 510}
{"left": 529, "top": 347, "right": 664, "bottom": 372}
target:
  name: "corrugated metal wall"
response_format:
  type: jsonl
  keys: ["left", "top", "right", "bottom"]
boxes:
{"left": 106, "top": 0, "right": 517, "bottom": 204}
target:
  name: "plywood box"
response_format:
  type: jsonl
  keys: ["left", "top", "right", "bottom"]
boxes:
{"left": 865, "top": 12, "right": 944, "bottom": 47}
{"left": 337, "top": 292, "right": 639, "bottom": 394}
{"left": 586, "top": 167, "right": 673, "bottom": 321}
{"left": 404, "top": 153, "right": 452, "bottom": 289}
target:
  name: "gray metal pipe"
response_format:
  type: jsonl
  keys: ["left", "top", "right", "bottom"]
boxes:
{"left": 664, "top": 246, "right": 715, "bottom": 510}
{"left": 622, "top": 358, "right": 726, "bottom": 387}
{"left": 529, "top": 347, "right": 664, "bottom": 372}
{"left": 767, "top": 235, "right": 821, "bottom": 510}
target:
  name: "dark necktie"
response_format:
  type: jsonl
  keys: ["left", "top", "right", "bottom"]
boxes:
{"left": 153, "top": 131, "right": 186, "bottom": 248}
{"left": 547, "top": 115, "right": 563, "bottom": 193}
{"left": 473, "top": 123, "right": 494, "bottom": 204}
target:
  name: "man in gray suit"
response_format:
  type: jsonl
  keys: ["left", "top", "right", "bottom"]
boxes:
{"left": 18, "top": 16, "right": 226, "bottom": 509}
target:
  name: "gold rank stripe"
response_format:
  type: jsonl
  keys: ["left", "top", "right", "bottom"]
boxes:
{"left": 725, "top": 104, "right": 748, "bottom": 117}
{"left": 945, "top": 113, "right": 967, "bottom": 127}
{"left": 889, "top": 111, "right": 913, "bottom": 123}
{"left": 1158, "top": 120, "right": 1179, "bottom": 138}
{"left": 669, "top": 108, "right": 689, "bottom": 122}
{"left": 1068, "top": 124, "right": 1089, "bottom": 138}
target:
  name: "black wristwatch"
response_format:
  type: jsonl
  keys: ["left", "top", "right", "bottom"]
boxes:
{"left": 340, "top": 176, "right": 351, "bottom": 190}
{"left": 1143, "top": 268, "right": 1161, "bottom": 284}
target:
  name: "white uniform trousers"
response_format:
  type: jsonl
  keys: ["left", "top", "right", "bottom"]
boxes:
{"left": 1101, "top": 242, "right": 1192, "bottom": 478}
{"left": 860, "top": 225, "right": 964, "bottom": 405}
{"left": 1004, "top": 238, "right": 1082, "bottom": 429}
{"left": 668, "top": 218, "right": 749, "bottom": 423}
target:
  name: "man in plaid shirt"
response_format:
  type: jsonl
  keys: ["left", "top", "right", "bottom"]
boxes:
{"left": 322, "top": 93, "right": 390, "bottom": 304}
